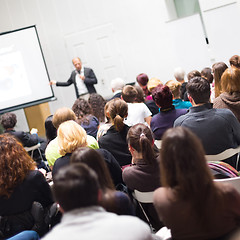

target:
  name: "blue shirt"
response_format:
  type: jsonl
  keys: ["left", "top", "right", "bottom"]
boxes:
{"left": 173, "top": 99, "right": 192, "bottom": 109}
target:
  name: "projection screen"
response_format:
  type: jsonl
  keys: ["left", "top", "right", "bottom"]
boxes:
{"left": 0, "top": 25, "right": 55, "bottom": 114}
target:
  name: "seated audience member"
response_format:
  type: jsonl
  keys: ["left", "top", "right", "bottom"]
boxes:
{"left": 136, "top": 73, "right": 151, "bottom": 100}
{"left": 201, "top": 67, "right": 213, "bottom": 84}
{"left": 212, "top": 62, "right": 228, "bottom": 99}
{"left": 96, "top": 101, "right": 112, "bottom": 140}
{"left": 182, "top": 70, "right": 201, "bottom": 101}
{"left": 42, "top": 164, "right": 153, "bottom": 240}
{"left": 109, "top": 77, "right": 125, "bottom": 100}
{"left": 146, "top": 77, "right": 163, "bottom": 101}
{"left": 45, "top": 115, "right": 57, "bottom": 145}
{"left": 123, "top": 124, "right": 162, "bottom": 231}
{"left": 45, "top": 107, "right": 98, "bottom": 169}
{"left": 229, "top": 55, "right": 240, "bottom": 69}
{"left": 174, "top": 77, "right": 240, "bottom": 169}
{"left": 165, "top": 80, "right": 192, "bottom": 109}
{"left": 150, "top": 85, "right": 187, "bottom": 140}
{"left": 52, "top": 120, "right": 87, "bottom": 178}
{"left": 213, "top": 67, "right": 240, "bottom": 122}
{"left": 72, "top": 98, "right": 99, "bottom": 139}
{"left": 88, "top": 93, "right": 106, "bottom": 123}
{"left": 98, "top": 98, "right": 132, "bottom": 167}
{"left": 122, "top": 85, "right": 152, "bottom": 126}
{"left": 0, "top": 134, "right": 53, "bottom": 238}
{"left": 154, "top": 127, "right": 240, "bottom": 240}
{"left": 1, "top": 112, "right": 47, "bottom": 168}
{"left": 0, "top": 112, "right": 39, "bottom": 147}
{"left": 174, "top": 67, "right": 185, "bottom": 84}
{"left": 7, "top": 230, "right": 39, "bottom": 240}
{"left": 71, "top": 147, "right": 133, "bottom": 215}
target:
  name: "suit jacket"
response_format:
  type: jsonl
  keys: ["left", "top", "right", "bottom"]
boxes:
{"left": 56, "top": 67, "right": 97, "bottom": 98}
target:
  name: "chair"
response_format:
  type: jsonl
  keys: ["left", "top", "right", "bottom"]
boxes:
{"left": 205, "top": 146, "right": 240, "bottom": 170}
{"left": 214, "top": 176, "right": 240, "bottom": 194}
{"left": 132, "top": 190, "right": 156, "bottom": 232}
{"left": 24, "top": 143, "right": 42, "bottom": 159}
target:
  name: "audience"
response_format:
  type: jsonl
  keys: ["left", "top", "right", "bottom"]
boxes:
{"left": 52, "top": 120, "right": 87, "bottom": 178}
{"left": 0, "top": 134, "right": 53, "bottom": 238}
{"left": 213, "top": 67, "right": 240, "bottom": 122}
{"left": 44, "top": 115, "right": 57, "bottom": 145}
{"left": 71, "top": 147, "right": 134, "bottom": 215}
{"left": 72, "top": 98, "right": 99, "bottom": 139}
{"left": 154, "top": 127, "right": 240, "bottom": 240}
{"left": 98, "top": 98, "right": 132, "bottom": 167}
{"left": 88, "top": 93, "right": 106, "bottom": 123}
{"left": 201, "top": 67, "right": 213, "bottom": 84}
{"left": 45, "top": 107, "right": 98, "bottom": 169}
{"left": 150, "top": 85, "right": 187, "bottom": 140}
{"left": 136, "top": 73, "right": 151, "bottom": 99}
{"left": 212, "top": 62, "right": 228, "bottom": 99}
{"left": 123, "top": 123, "right": 162, "bottom": 231}
{"left": 42, "top": 164, "right": 153, "bottom": 240}
{"left": 122, "top": 85, "right": 152, "bottom": 126}
{"left": 147, "top": 77, "right": 163, "bottom": 101}
{"left": 174, "top": 67, "right": 185, "bottom": 84}
{"left": 174, "top": 77, "right": 240, "bottom": 169}
{"left": 109, "top": 77, "right": 125, "bottom": 100}
{"left": 165, "top": 80, "right": 192, "bottom": 109}
{"left": 229, "top": 55, "right": 240, "bottom": 69}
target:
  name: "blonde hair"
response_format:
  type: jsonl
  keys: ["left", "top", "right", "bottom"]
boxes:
{"left": 165, "top": 80, "right": 181, "bottom": 98}
{"left": 58, "top": 120, "right": 87, "bottom": 155}
{"left": 52, "top": 107, "right": 76, "bottom": 129}
{"left": 147, "top": 78, "right": 163, "bottom": 92}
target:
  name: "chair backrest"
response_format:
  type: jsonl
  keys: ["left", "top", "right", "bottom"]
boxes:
{"left": 154, "top": 140, "right": 162, "bottom": 150}
{"left": 214, "top": 177, "right": 240, "bottom": 194}
{"left": 132, "top": 190, "right": 154, "bottom": 203}
{"left": 24, "top": 143, "right": 41, "bottom": 159}
{"left": 205, "top": 146, "right": 240, "bottom": 162}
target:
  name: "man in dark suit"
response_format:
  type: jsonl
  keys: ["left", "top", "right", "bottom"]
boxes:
{"left": 108, "top": 77, "right": 125, "bottom": 101}
{"left": 50, "top": 57, "right": 97, "bottom": 98}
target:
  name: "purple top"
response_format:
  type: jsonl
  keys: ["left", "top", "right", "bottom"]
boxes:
{"left": 150, "top": 108, "right": 187, "bottom": 140}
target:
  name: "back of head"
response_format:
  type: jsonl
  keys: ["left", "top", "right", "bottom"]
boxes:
{"left": 174, "top": 67, "right": 185, "bottom": 81}
{"left": 229, "top": 55, "right": 240, "bottom": 69}
{"left": 45, "top": 115, "right": 57, "bottom": 143}
{"left": 111, "top": 78, "right": 126, "bottom": 92}
{"left": 165, "top": 80, "right": 181, "bottom": 99}
{"left": 0, "top": 134, "right": 35, "bottom": 198}
{"left": 122, "top": 85, "right": 138, "bottom": 103}
{"left": 88, "top": 93, "right": 106, "bottom": 122}
{"left": 201, "top": 67, "right": 213, "bottom": 84}
{"left": 212, "top": 62, "right": 228, "bottom": 97}
{"left": 52, "top": 163, "right": 99, "bottom": 212}
{"left": 221, "top": 67, "right": 240, "bottom": 93}
{"left": 186, "top": 77, "right": 210, "bottom": 104}
{"left": 127, "top": 123, "right": 155, "bottom": 164}
{"left": 57, "top": 120, "right": 87, "bottom": 155}
{"left": 136, "top": 73, "right": 149, "bottom": 87}
{"left": 71, "top": 147, "right": 114, "bottom": 190}
{"left": 1, "top": 112, "right": 17, "bottom": 129}
{"left": 72, "top": 98, "right": 92, "bottom": 120}
{"left": 134, "top": 85, "right": 145, "bottom": 103}
{"left": 187, "top": 70, "right": 201, "bottom": 81}
{"left": 108, "top": 98, "right": 128, "bottom": 132}
{"left": 152, "top": 85, "right": 173, "bottom": 109}
{"left": 147, "top": 78, "right": 163, "bottom": 92}
{"left": 52, "top": 107, "right": 76, "bottom": 129}
{"left": 160, "top": 127, "right": 212, "bottom": 198}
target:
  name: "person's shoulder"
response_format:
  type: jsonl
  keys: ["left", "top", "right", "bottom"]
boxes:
{"left": 174, "top": 111, "right": 190, "bottom": 126}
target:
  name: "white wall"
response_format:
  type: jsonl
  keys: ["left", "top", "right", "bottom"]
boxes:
{"left": 0, "top": 0, "right": 239, "bottom": 130}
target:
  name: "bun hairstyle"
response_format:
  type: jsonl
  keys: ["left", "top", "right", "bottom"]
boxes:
{"left": 127, "top": 123, "right": 155, "bottom": 164}
{"left": 229, "top": 55, "right": 240, "bottom": 69}
{"left": 107, "top": 98, "right": 128, "bottom": 132}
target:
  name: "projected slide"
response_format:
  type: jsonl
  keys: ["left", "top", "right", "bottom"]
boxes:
{"left": 0, "top": 26, "right": 54, "bottom": 113}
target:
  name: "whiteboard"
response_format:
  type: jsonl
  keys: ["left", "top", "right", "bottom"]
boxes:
{"left": 202, "top": 2, "right": 240, "bottom": 63}
{"left": 166, "top": 14, "right": 212, "bottom": 74}
{"left": 0, "top": 26, "right": 55, "bottom": 114}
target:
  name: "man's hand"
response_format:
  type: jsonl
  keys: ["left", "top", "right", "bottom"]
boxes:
{"left": 30, "top": 128, "right": 38, "bottom": 134}
{"left": 49, "top": 80, "right": 57, "bottom": 85}
{"left": 79, "top": 75, "right": 85, "bottom": 81}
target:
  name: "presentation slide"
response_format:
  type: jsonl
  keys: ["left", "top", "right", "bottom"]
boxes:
{"left": 0, "top": 26, "right": 54, "bottom": 114}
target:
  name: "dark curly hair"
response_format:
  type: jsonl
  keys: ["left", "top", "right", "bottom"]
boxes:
{"left": 1, "top": 112, "right": 17, "bottom": 129}
{"left": 88, "top": 93, "right": 106, "bottom": 122}
{"left": 72, "top": 98, "right": 93, "bottom": 125}
{"left": 152, "top": 85, "right": 173, "bottom": 109}
{"left": 0, "top": 134, "right": 36, "bottom": 198}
